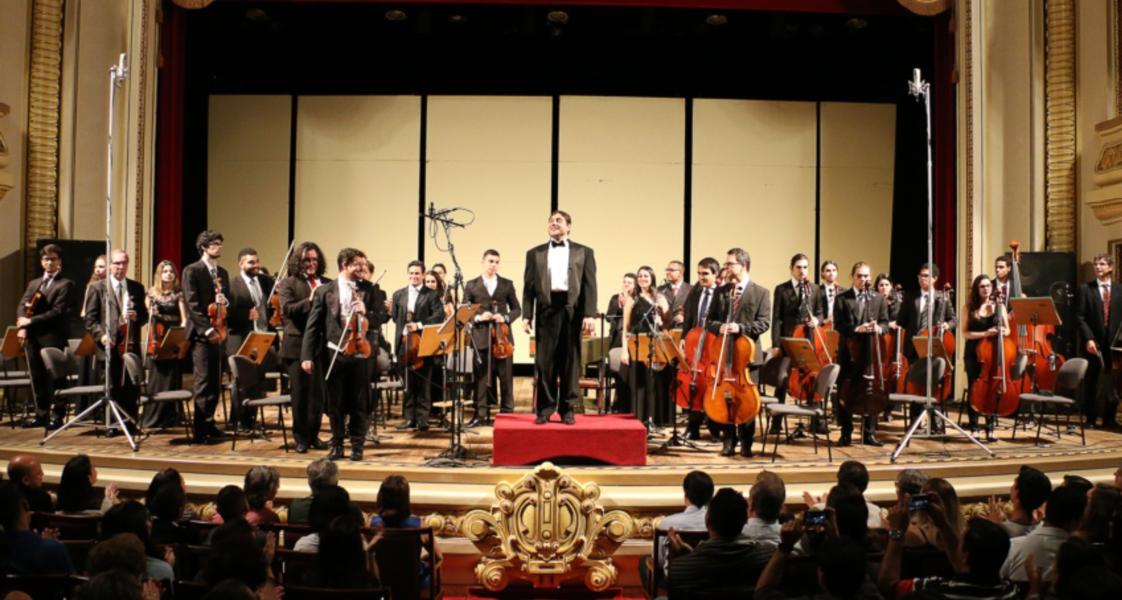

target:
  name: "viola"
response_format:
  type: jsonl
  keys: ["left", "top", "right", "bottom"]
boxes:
{"left": 908, "top": 282, "right": 956, "bottom": 400}
{"left": 265, "top": 240, "right": 297, "bottom": 329}
{"left": 787, "top": 281, "right": 839, "bottom": 403}
{"left": 490, "top": 302, "right": 514, "bottom": 360}
{"left": 340, "top": 289, "right": 373, "bottom": 358}
{"left": 208, "top": 278, "right": 228, "bottom": 343}
{"left": 703, "top": 288, "right": 761, "bottom": 425}
{"left": 146, "top": 313, "right": 167, "bottom": 356}
{"left": 838, "top": 284, "right": 889, "bottom": 416}
{"left": 402, "top": 310, "right": 423, "bottom": 370}
{"left": 969, "top": 288, "right": 1023, "bottom": 417}
{"left": 268, "top": 294, "right": 283, "bottom": 328}
{"left": 675, "top": 325, "right": 713, "bottom": 411}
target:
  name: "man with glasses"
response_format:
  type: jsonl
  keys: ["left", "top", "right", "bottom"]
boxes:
{"left": 182, "top": 230, "right": 230, "bottom": 443}
{"left": 679, "top": 257, "right": 721, "bottom": 440}
{"left": 659, "top": 260, "right": 692, "bottom": 330}
{"left": 16, "top": 244, "right": 74, "bottom": 429}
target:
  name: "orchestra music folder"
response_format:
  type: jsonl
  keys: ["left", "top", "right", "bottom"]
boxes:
{"left": 418, "top": 324, "right": 452, "bottom": 358}
{"left": 1009, "top": 297, "right": 1062, "bottom": 327}
{"left": 779, "top": 337, "right": 823, "bottom": 372}
{"left": 151, "top": 326, "right": 188, "bottom": 361}
{"left": 438, "top": 304, "right": 481, "bottom": 336}
{"left": 1, "top": 327, "right": 21, "bottom": 359}
{"left": 912, "top": 336, "right": 950, "bottom": 362}
{"left": 74, "top": 332, "right": 98, "bottom": 357}
{"left": 236, "top": 331, "right": 277, "bottom": 364}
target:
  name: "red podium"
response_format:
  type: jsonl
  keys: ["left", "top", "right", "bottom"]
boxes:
{"left": 491, "top": 414, "right": 647, "bottom": 466}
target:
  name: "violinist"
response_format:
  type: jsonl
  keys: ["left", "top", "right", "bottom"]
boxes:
{"left": 16, "top": 244, "right": 74, "bottom": 429}
{"left": 464, "top": 249, "right": 522, "bottom": 425}
{"left": 431, "top": 262, "right": 455, "bottom": 319}
{"left": 77, "top": 254, "right": 107, "bottom": 389}
{"left": 606, "top": 273, "right": 638, "bottom": 413}
{"left": 423, "top": 270, "right": 449, "bottom": 408}
{"left": 226, "top": 248, "right": 277, "bottom": 432}
{"left": 181, "top": 230, "right": 230, "bottom": 443}
{"left": 658, "top": 260, "right": 692, "bottom": 329}
{"left": 819, "top": 260, "right": 845, "bottom": 324}
{"left": 962, "top": 275, "right": 1005, "bottom": 440}
{"left": 1076, "top": 254, "right": 1122, "bottom": 430}
{"left": 391, "top": 261, "right": 445, "bottom": 431}
{"left": 301, "top": 247, "right": 387, "bottom": 461}
{"left": 620, "top": 266, "right": 671, "bottom": 426}
{"left": 83, "top": 249, "right": 148, "bottom": 435}
{"left": 834, "top": 262, "right": 889, "bottom": 447}
{"left": 141, "top": 260, "right": 187, "bottom": 430}
{"left": 79, "top": 255, "right": 107, "bottom": 319}
{"left": 678, "top": 258, "right": 720, "bottom": 439}
{"left": 704, "top": 249, "right": 771, "bottom": 457}
{"left": 770, "top": 253, "right": 826, "bottom": 431}
{"left": 277, "top": 241, "right": 331, "bottom": 453}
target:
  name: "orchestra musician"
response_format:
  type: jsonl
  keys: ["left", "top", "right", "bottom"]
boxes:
{"left": 522, "top": 210, "right": 598, "bottom": 425}
{"left": 896, "top": 263, "right": 957, "bottom": 423}
{"left": 993, "top": 255, "right": 1014, "bottom": 305}
{"left": 833, "top": 261, "right": 888, "bottom": 447}
{"left": 962, "top": 274, "right": 1004, "bottom": 440}
{"left": 79, "top": 255, "right": 107, "bottom": 319}
{"left": 181, "top": 230, "right": 231, "bottom": 443}
{"left": 1076, "top": 254, "right": 1122, "bottom": 430}
{"left": 819, "top": 260, "right": 844, "bottom": 323}
{"left": 77, "top": 254, "right": 107, "bottom": 391}
{"left": 770, "top": 253, "right": 825, "bottom": 432}
{"left": 678, "top": 257, "right": 720, "bottom": 439}
{"left": 392, "top": 261, "right": 445, "bottom": 431}
{"left": 606, "top": 273, "right": 638, "bottom": 413}
{"left": 83, "top": 249, "right": 148, "bottom": 435}
{"left": 141, "top": 260, "right": 188, "bottom": 430}
{"left": 301, "top": 247, "right": 387, "bottom": 461}
{"left": 226, "top": 247, "right": 276, "bottom": 431}
{"left": 705, "top": 248, "right": 771, "bottom": 457}
{"left": 431, "top": 262, "right": 455, "bottom": 318}
{"left": 876, "top": 274, "right": 899, "bottom": 322}
{"left": 17, "top": 244, "right": 74, "bottom": 429}
{"left": 659, "top": 260, "right": 692, "bottom": 329}
{"left": 620, "top": 266, "right": 671, "bottom": 426}
{"left": 278, "top": 241, "right": 331, "bottom": 454}
{"left": 463, "top": 249, "right": 522, "bottom": 426}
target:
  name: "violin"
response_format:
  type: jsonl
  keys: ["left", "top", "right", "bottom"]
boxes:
{"left": 146, "top": 311, "right": 166, "bottom": 356}
{"left": 838, "top": 283, "right": 889, "bottom": 416}
{"left": 490, "top": 301, "right": 514, "bottom": 360}
{"left": 207, "top": 278, "right": 228, "bottom": 343}
{"left": 676, "top": 322, "right": 713, "bottom": 412}
{"left": 340, "top": 288, "right": 372, "bottom": 358}
{"left": 268, "top": 294, "right": 283, "bottom": 328}
{"left": 788, "top": 280, "right": 839, "bottom": 403}
{"left": 265, "top": 240, "right": 297, "bottom": 329}
{"left": 1008, "top": 240, "right": 1066, "bottom": 391}
{"left": 703, "top": 286, "right": 761, "bottom": 425}
{"left": 909, "top": 282, "right": 956, "bottom": 400}
{"left": 969, "top": 287, "right": 1023, "bottom": 416}
{"left": 402, "top": 310, "right": 423, "bottom": 370}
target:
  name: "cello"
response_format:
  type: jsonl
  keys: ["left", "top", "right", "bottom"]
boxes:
{"left": 838, "top": 283, "right": 889, "bottom": 418}
{"left": 907, "top": 283, "right": 956, "bottom": 399}
{"left": 1008, "top": 241, "right": 1066, "bottom": 391}
{"left": 787, "top": 281, "right": 839, "bottom": 403}
{"left": 887, "top": 284, "right": 911, "bottom": 394}
{"left": 675, "top": 320, "right": 713, "bottom": 412}
{"left": 703, "top": 286, "right": 761, "bottom": 425}
{"left": 968, "top": 286, "right": 1023, "bottom": 417}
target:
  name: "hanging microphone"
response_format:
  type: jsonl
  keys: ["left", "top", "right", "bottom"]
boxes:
{"left": 907, "top": 67, "right": 926, "bottom": 101}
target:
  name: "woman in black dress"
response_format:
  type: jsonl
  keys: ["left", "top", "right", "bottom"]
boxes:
{"left": 142, "top": 260, "right": 187, "bottom": 429}
{"left": 607, "top": 273, "right": 637, "bottom": 412}
{"left": 962, "top": 274, "right": 1005, "bottom": 440}
{"left": 621, "top": 266, "right": 670, "bottom": 426}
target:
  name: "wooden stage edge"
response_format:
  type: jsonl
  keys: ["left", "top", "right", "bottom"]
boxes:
{"left": 2, "top": 418, "right": 1121, "bottom": 514}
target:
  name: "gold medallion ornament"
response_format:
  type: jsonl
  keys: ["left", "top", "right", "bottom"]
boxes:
{"left": 461, "top": 462, "right": 634, "bottom": 592}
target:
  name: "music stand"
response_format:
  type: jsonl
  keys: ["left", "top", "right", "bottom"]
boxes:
{"left": 1, "top": 327, "right": 22, "bottom": 360}
{"left": 912, "top": 336, "right": 949, "bottom": 362}
{"left": 1010, "top": 297, "right": 1062, "bottom": 391}
{"left": 150, "top": 327, "right": 187, "bottom": 361}
{"left": 651, "top": 330, "right": 704, "bottom": 453}
{"left": 779, "top": 338, "right": 823, "bottom": 373}
{"left": 237, "top": 331, "right": 277, "bottom": 365}
{"left": 429, "top": 304, "right": 479, "bottom": 461}
{"left": 74, "top": 333, "right": 98, "bottom": 358}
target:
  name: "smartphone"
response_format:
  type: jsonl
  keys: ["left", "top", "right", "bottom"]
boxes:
{"left": 908, "top": 493, "right": 935, "bottom": 512}
{"left": 804, "top": 509, "right": 829, "bottom": 528}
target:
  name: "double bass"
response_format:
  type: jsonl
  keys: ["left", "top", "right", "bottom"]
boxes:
{"left": 969, "top": 287, "right": 1023, "bottom": 417}
{"left": 787, "top": 281, "right": 839, "bottom": 403}
{"left": 703, "top": 286, "right": 761, "bottom": 425}
{"left": 838, "top": 284, "right": 889, "bottom": 417}
{"left": 1008, "top": 241, "right": 1066, "bottom": 391}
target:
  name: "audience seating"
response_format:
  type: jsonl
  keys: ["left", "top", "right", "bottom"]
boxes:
{"left": 284, "top": 585, "right": 390, "bottom": 600}
{"left": 373, "top": 526, "right": 442, "bottom": 599}
{"left": 30, "top": 511, "right": 102, "bottom": 540}
{"left": 0, "top": 574, "right": 88, "bottom": 600}
{"left": 645, "top": 528, "right": 710, "bottom": 599}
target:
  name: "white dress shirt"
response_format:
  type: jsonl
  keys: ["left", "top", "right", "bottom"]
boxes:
{"left": 547, "top": 239, "right": 570, "bottom": 292}
{"left": 407, "top": 284, "right": 420, "bottom": 313}
{"left": 338, "top": 279, "right": 354, "bottom": 316}
{"left": 483, "top": 274, "right": 498, "bottom": 297}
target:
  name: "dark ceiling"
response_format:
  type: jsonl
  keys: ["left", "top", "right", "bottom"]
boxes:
{"left": 185, "top": 1, "right": 939, "bottom": 102}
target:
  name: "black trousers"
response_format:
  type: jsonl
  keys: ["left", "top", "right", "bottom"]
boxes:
{"left": 325, "top": 355, "right": 369, "bottom": 448}
{"left": 286, "top": 357, "right": 324, "bottom": 444}
{"left": 402, "top": 359, "right": 433, "bottom": 423}
{"left": 1084, "top": 352, "right": 1120, "bottom": 425}
{"left": 535, "top": 293, "right": 582, "bottom": 417}
{"left": 25, "top": 339, "right": 57, "bottom": 419}
{"left": 474, "top": 351, "right": 514, "bottom": 416}
{"left": 105, "top": 349, "right": 139, "bottom": 422}
{"left": 191, "top": 339, "right": 221, "bottom": 427}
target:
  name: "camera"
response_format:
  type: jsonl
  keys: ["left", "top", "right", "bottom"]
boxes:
{"left": 908, "top": 493, "right": 935, "bottom": 512}
{"left": 804, "top": 509, "right": 829, "bottom": 528}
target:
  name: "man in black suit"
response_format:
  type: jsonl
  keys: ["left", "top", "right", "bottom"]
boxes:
{"left": 896, "top": 263, "right": 958, "bottom": 361}
{"left": 1077, "top": 253, "right": 1122, "bottom": 429}
{"left": 993, "top": 255, "right": 1014, "bottom": 306}
{"left": 660, "top": 260, "right": 693, "bottom": 329}
{"left": 278, "top": 241, "right": 330, "bottom": 453}
{"left": 770, "top": 253, "right": 826, "bottom": 434}
{"left": 522, "top": 210, "right": 598, "bottom": 425}
{"left": 226, "top": 247, "right": 277, "bottom": 431}
{"left": 301, "top": 247, "right": 388, "bottom": 461}
{"left": 391, "top": 261, "right": 445, "bottom": 431}
{"left": 16, "top": 243, "right": 74, "bottom": 428}
{"left": 181, "top": 230, "right": 230, "bottom": 442}
{"left": 679, "top": 257, "right": 720, "bottom": 440}
{"left": 834, "top": 262, "right": 889, "bottom": 446}
{"left": 464, "top": 249, "right": 522, "bottom": 426}
{"left": 705, "top": 248, "right": 771, "bottom": 457}
{"left": 83, "top": 249, "right": 148, "bottom": 432}
{"left": 819, "top": 260, "right": 844, "bottom": 324}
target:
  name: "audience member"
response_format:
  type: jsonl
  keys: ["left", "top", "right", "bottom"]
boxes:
{"left": 1000, "top": 483, "right": 1087, "bottom": 582}
{"left": 243, "top": 466, "right": 280, "bottom": 526}
{"left": 895, "top": 469, "right": 928, "bottom": 500}
{"left": 5, "top": 454, "right": 54, "bottom": 513}
{"left": 837, "top": 460, "right": 884, "bottom": 529}
{"left": 201, "top": 578, "right": 257, "bottom": 600}
{"left": 145, "top": 468, "right": 194, "bottom": 520}
{"left": 647, "top": 470, "right": 712, "bottom": 583}
{"left": 757, "top": 520, "right": 881, "bottom": 600}
{"left": 984, "top": 465, "right": 1051, "bottom": 538}
{"left": 289, "top": 458, "right": 338, "bottom": 524}
{"left": 370, "top": 475, "right": 420, "bottom": 529}
{"left": 100, "top": 501, "right": 175, "bottom": 582}
{"left": 1074, "top": 483, "right": 1121, "bottom": 544}
{"left": 57, "top": 454, "right": 117, "bottom": 514}
{"left": 745, "top": 470, "right": 785, "bottom": 545}
{"left": 209, "top": 485, "right": 248, "bottom": 526}
{"left": 86, "top": 532, "right": 147, "bottom": 578}
{"left": 906, "top": 478, "right": 962, "bottom": 556}
{"left": 200, "top": 519, "right": 281, "bottom": 600}
{"left": 304, "top": 516, "right": 380, "bottom": 589}
{"left": 294, "top": 484, "right": 353, "bottom": 552}
{"left": 0, "top": 481, "right": 74, "bottom": 575}
{"left": 666, "top": 488, "right": 772, "bottom": 596}
{"left": 76, "top": 568, "right": 157, "bottom": 600}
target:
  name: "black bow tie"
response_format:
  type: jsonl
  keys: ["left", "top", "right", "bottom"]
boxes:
{"left": 550, "top": 240, "right": 565, "bottom": 248}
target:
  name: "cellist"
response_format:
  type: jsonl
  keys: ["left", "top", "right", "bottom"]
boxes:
{"left": 705, "top": 248, "right": 771, "bottom": 457}
{"left": 678, "top": 257, "right": 721, "bottom": 440}
{"left": 962, "top": 274, "right": 1005, "bottom": 440}
{"left": 896, "top": 263, "right": 957, "bottom": 423}
{"left": 770, "top": 253, "right": 826, "bottom": 433}
{"left": 1076, "top": 254, "right": 1122, "bottom": 430}
{"left": 464, "top": 249, "right": 522, "bottom": 426}
{"left": 834, "top": 262, "right": 888, "bottom": 447}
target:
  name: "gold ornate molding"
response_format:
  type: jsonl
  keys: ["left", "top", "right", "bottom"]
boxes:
{"left": 132, "top": 0, "right": 152, "bottom": 280}
{"left": 1044, "top": 0, "right": 1076, "bottom": 251}
{"left": 461, "top": 462, "right": 634, "bottom": 592}
{"left": 25, "top": 0, "right": 65, "bottom": 275}
{"left": 1087, "top": 117, "right": 1122, "bottom": 224}
{"left": 0, "top": 102, "right": 12, "bottom": 200}
{"left": 963, "top": 0, "right": 975, "bottom": 282}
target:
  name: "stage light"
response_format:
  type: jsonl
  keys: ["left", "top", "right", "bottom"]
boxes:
{"left": 449, "top": 14, "right": 467, "bottom": 24}
{"left": 546, "top": 10, "right": 569, "bottom": 25}
{"left": 385, "top": 9, "right": 408, "bottom": 22}
{"left": 705, "top": 14, "right": 728, "bottom": 26}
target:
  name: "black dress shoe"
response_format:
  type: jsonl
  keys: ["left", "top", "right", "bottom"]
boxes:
{"left": 309, "top": 438, "right": 329, "bottom": 450}
{"left": 837, "top": 434, "right": 853, "bottom": 447}
{"left": 396, "top": 420, "right": 416, "bottom": 431}
{"left": 465, "top": 417, "right": 484, "bottom": 428}
{"left": 350, "top": 448, "right": 364, "bottom": 461}
{"left": 739, "top": 443, "right": 754, "bottom": 458}
{"left": 295, "top": 441, "right": 309, "bottom": 454}
{"left": 862, "top": 434, "right": 884, "bottom": 447}
{"left": 534, "top": 415, "right": 549, "bottom": 425}
{"left": 686, "top": 430, "right": 701, "bottom": 441}
{"left": 562, "top": 414, "right": 576, "bottom": 425}
{"left": 23, "top": 416, "right": 48, "bottom": 428}
{"left": 720, "top": 438, "right": 736, "bottom": 457}
{"left": 417, "top": 422, "right": 429, "bottom": 432}
{"left": 202, "top": 422, "right": 223, "bottom": 438}
{"left": 46, "top": 419, "right": 63, "bottom": 431}
{"left": 327, "top": 445, "right": 344, "bottom": 460}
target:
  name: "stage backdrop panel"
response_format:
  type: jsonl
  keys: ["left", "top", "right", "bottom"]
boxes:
{"left": 294, "top": 95, "right": 421, "bottom": 301}
{"left": 558, "top": 95, "right": 685, "bottom": 323}
{"left": 207, "top": 95, "right": 291, "bottom": 276}
{"left": 819, "top": 102, "right": 896, "bottom": 284}
{"left": 424, "top": 96, "right": 552, "bottom": 364}
{"left": 691, "top": 99, "right": 817, "bottom": 351}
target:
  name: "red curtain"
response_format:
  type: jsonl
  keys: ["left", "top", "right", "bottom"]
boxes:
{"left": 933, "top": 12, "right": 956, "bottom": 286}
{"left": 153, "top": 0, "right": 186, "bottom": 270}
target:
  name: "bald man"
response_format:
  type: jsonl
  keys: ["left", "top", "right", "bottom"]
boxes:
{"left": 6, "top": 454, "right": 53, "bottom": 512}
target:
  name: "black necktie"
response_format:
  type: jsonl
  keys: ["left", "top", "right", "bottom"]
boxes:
{"left": 699, "top": 289, "right": 712, "bottom": 326}
{"left": 550, "top": 240, "right": 564, "bottom": 248}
